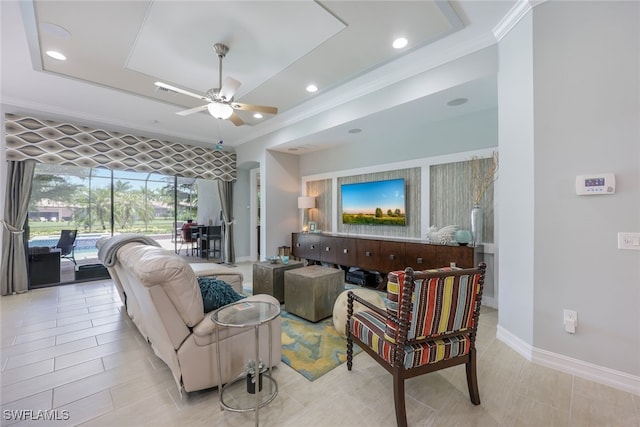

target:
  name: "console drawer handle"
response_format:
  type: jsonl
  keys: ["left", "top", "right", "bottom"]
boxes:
{"left": 365, "top": 251, "right": 372, "bottom": 257}
{"left": 417, "top": 257, "right": 423, "bottom": 264}
{"left": 296, "top": 243, "right": 301, "bottom": 248}
{"left": 343, "top": 249, "right": 348, "bottom": 254}
{"left": 325, "top": 247, "right": 330, "bottom": 252}
{"left": 310, "top": 245, "right": 315, "bottom": 250}
{"left": 389, "top": 254, "right": 395, "bottom": 260}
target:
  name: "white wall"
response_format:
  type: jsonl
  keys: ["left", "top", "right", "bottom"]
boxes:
{"left": 196, "top": 179, "right": 221, "bottom": 226}
{"left": 262, "top": 150, "right": 300, "bottom": 259}
{"left": 232, "top": 167, "right": 252, "bottom": 261}
{"left": 300, "top": 109, "right": 498, "bottom": 176}
{"left": 531, "top": 1, "right": 639, "bottom": 376}
{"left": 497, "top": 10, "right": 535, "bottom": 346}
{"left": 496, "top": 1, "right": 639, "bottom": 392}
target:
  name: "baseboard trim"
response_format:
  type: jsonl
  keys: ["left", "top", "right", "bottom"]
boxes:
{"left": 533, "top": 347, "right": 640, "bottom": 396}
{"left": 496, "top": 325, "right": 533, "bottom": 361}
{"left": 497, "top": 325, "right": 640, "bottom": 396}
{"left": 482, "top": 296, "right": 497, "bottom": 309}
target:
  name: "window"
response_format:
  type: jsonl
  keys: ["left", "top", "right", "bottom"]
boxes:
{"left": 27, "top": 164, "right": 198, "bottom": 270}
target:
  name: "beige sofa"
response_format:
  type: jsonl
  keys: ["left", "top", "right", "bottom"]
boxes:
{"left": 102, "top": 240, "right": 281, "bottom": 393}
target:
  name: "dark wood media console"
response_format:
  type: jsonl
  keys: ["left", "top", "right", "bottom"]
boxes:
{"left": 291, "top": 233, "right": 482, "bottom": 287}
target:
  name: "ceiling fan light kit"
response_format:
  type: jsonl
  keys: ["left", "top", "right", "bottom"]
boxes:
{"left": 207, "top": 103, "right": 233, "bottom": 119}
{"left": 155, "top": 43, "right": 278, "bottom": 126}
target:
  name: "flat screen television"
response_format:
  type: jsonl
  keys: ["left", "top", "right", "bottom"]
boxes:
{"left": 341, "top": 178, "right": 406, "bottom": 226}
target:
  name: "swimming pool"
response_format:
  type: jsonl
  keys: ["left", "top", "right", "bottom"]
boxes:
{"left": 28, "top": 233, "right": 108, "bottom": 253}
{"left": 28, "top": 233, "right": 175, "bottom": 258}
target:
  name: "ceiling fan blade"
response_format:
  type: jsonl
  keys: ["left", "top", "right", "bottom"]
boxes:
{"left": 155, "top": 81, "right": 210, "bottom": 102}
{"left": 219, "top": 76, "right": 241, "bottom": 101}
{"left": 232, "top": 102, "right": 278, "bottom": 115}
{"left": 176, "top": 105, "right": 209, "bottom": 116}
{"left": 228, "top": 113, "right": 245, "bottom": 126}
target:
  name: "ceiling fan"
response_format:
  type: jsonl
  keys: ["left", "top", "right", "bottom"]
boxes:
{"left": 155, "top": 43, "right": 278, "bottom": 126}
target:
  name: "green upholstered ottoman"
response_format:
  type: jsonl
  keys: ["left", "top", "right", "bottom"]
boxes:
{"left": 284, "top": 265, "right": 344, "bottom": 322}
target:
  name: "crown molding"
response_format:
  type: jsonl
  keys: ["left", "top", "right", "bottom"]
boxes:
{"left": 493, "top": 0, "right": 534, "bottom": 41}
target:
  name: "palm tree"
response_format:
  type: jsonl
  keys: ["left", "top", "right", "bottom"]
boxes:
{"left": 92, "top": 188, "right": 111, "bottom": 231}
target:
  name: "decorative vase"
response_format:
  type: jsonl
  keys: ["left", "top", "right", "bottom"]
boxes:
{"left": 470, "top": 204, "right": 483, "bottom": 245}
{"left": 455, "top": 230, "right": 472, "bottom": 246}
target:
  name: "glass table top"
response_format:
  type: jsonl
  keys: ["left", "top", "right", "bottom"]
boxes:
{"left": 211, "top": 300, "right": 280, "bottom": 328}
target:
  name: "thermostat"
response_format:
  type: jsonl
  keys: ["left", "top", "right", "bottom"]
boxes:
{"left": 575, "top": 173, "right": 615, "bottom": 195}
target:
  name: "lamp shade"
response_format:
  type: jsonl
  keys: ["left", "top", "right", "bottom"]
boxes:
{"left": 298, "top": 196, "right": 315, "bottom": 209}
{"left": 207, "top": 102, "right": 234, "bottom": 119}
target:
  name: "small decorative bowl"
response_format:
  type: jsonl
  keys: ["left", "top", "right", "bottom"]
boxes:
{"left": 267, "top": 256, "right": 280, "bottom": 264}
{"left": 455, "top": 230, "right": 472, "bottom": 246}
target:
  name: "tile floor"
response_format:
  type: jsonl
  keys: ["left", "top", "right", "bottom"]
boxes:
{"left": 2, "top": 262, "right": 639, "bottom": 426}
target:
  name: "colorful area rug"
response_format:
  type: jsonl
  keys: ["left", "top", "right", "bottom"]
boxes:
{"left": 280, "top": 310, "right": 362, "bottom": 381}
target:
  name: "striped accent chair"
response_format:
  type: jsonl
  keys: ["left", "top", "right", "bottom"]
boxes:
{"left": 347, "top": 263, "right": 486, "bottom": 427}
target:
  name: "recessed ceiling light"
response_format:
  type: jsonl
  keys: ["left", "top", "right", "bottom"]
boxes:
{"left": 306, "top": 84, "right": 318, "bottom": 93}
{"left": 253, "top": 113, "right": 263, "bottom": 119}
{"left": 45, "top": 50, "right": 66, "bottom": 61}
{"left": 288, "top": 147, "right": 299, "bottom": 151}
{"left": 348, "top": 128, "right": 362, "bottom": 134}
{"left": 392, "top": 37, "right": 408, "bottom": 49}
{"left": 447, "top": 98, "right": 468, "bottom": 106}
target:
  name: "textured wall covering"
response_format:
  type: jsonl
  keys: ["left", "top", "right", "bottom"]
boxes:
{"left": 4, "top": 114, "right": 236, "bottom": 181}
{"left": 304, "top": 179, "right": 332, "bottom": 232}
{"left": 430, "top": 158, "right": 494, "bottom": 243}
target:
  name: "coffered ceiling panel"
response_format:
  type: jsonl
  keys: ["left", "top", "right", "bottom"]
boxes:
{"left": 2, "top": 1, "right": 520, "bottom": 151}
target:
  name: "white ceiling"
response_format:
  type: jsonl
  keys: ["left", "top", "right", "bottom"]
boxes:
{"left": 1, "top": 1, "right": 522, "bottom": 154}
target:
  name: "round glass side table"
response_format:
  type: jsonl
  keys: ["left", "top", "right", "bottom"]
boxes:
{"left": 211, "top": 300, "right": 280, "bottom": 426}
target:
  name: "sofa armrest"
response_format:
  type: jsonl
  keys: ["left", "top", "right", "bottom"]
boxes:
{"left": 189, "top": 263, "right": 244, "bottom": 294}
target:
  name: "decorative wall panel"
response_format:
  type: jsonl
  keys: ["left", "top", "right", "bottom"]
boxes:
{"left": 430, "top": 158, "right": 494, "bottom": 243}
{"left": 304, "top": 179, "right": 332, "bottom": 232}
{"left": 4, "top": 114, "right": 236, "bottom": 181}
{"left": 337, "top": 168, "right": 421, "bottom": 238}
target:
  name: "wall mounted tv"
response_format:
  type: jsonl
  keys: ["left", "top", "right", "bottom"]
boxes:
{"left": 341, "top": 178, "right": 406, "bottom": 226}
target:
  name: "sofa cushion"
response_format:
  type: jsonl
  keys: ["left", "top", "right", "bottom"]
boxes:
{"left": 116, "top": 243, "right": 204, "bottom": 327}
{"left": 198, "top": 277, "right": 245, "bottom": 312}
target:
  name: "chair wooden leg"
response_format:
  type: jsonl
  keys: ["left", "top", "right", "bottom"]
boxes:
{"left": 346, "top": 327, "right": 353, "bottom": 371}
{"left": 393, "top": 374, "right": 408, "bottom": 427}
{"left": 465, "top": 349, "right": 481, "bottom": 405}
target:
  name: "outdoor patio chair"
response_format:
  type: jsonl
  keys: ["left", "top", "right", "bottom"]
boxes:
{"left": 53, "top": 229, "right": 78, "bottom": 265}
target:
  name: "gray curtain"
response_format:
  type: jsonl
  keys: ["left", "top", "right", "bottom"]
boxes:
{"left": 217, "top": 180, "right": 235, "bottom": 264}
{"left": 1, "top": 160, "right": 36, "bottom": 295}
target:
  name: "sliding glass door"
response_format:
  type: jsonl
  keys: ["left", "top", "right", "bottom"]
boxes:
{"left": 27, "top": 163, "right": 198, "bottom": 284}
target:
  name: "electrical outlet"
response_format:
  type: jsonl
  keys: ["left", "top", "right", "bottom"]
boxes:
{"left": 618, "top": 232, "right": 640, "bottom": 250}
{"left": 564, "top": 309, "right": 577, "bottom": 333}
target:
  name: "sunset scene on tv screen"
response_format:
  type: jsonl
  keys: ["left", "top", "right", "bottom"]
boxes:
{"left": 341, "top": 179, "right": 406, "bottom": 226}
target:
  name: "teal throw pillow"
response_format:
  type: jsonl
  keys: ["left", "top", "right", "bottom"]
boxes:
{"left": 198, "top": 277, "right": 245, "bottom": 312}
